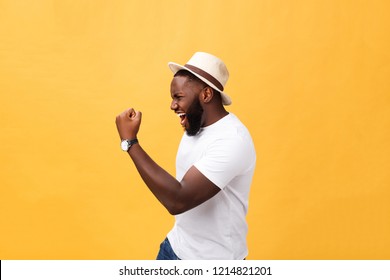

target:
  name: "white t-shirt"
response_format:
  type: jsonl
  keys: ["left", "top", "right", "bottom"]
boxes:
{"left": 167, "top": 113, "right": 256, "bottom": 259}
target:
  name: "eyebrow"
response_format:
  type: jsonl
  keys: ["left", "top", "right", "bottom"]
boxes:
{"left": 171, "top": 92, "right": 184, "bottom": 98}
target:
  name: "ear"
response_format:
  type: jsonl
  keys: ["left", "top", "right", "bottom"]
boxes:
{"left": 201, "top": 86, "right": 214, "bottom": 104}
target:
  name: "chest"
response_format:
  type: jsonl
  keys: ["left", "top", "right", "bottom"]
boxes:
{"left": 175, "top": 133, "right": 213, "bottom": 180}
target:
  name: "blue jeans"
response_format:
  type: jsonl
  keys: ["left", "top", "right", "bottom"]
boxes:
{"left": 156, "top": 238, "right": 181, "bottom": 260}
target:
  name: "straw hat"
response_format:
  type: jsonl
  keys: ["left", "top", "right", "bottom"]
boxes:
{"left": 168, "top": 52, "right": 232, "bottom": 105}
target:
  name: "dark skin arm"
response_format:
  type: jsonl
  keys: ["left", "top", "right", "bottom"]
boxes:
{"left": 115, "top": 108, "right": 220, "bottom": 215}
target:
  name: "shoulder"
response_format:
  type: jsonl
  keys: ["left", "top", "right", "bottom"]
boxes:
{"left": 201, "top": 114, "right": 255, "bottom": 159}
{"left": 213, "top": 113, "right": 253, "bottom": 144}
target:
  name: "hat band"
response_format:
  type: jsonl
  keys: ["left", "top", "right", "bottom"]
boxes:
{"left": 184, "top": 64, "right": 224, "bottom": 92}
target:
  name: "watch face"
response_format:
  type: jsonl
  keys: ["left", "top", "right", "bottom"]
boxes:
{"left": 121, "top": 140, "right": 129, "bottom": 151}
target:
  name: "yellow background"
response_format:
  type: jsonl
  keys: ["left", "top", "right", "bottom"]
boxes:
{"left": 1, "top": 0, "right": 389, "bottom": 259}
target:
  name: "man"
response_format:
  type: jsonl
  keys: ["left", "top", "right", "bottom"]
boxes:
{"left": 115, "top": 52, "right": 256, "bottom": 260}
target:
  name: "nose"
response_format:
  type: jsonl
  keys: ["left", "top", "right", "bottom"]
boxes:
{"left": 170, "top": 99, "right": 178, "bottom": 111}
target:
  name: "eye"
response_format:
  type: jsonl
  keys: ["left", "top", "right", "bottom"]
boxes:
{"left": 173, "top": 95, "right": 183, "bottom": 101}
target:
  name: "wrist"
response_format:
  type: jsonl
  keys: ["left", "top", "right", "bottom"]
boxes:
{"left": 120, "top": 138, "right": 138, "bottom": 152}
{"left": 120, "top": 133, "right": 137, "bottom": 140}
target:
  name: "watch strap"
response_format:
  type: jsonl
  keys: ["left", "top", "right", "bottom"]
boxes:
{"left": 127, "top": 138, "right": 138, "bottom": 146}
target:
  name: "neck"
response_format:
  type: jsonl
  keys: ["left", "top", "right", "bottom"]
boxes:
{"left": 201, "top": 106, "right": 229, "bottom": 127}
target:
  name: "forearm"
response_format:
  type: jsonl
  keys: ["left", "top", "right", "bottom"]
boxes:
{"left": 128, "top": 143, "right": 183, "bottom": 214}
{"left": 115, "top": 108, "right": 217, "bottom": 214}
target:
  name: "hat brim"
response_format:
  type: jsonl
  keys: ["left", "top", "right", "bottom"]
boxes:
{"left": 168, "top": 62, "right": 232, "bottom": 106}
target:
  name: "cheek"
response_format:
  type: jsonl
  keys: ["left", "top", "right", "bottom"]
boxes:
{"left": 179, "top": 100, "right": 191, "bottom": 111}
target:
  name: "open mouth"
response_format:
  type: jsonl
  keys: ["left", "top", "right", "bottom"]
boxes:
{"left": 177, "top": 113, "right": 187, "bottom": 126}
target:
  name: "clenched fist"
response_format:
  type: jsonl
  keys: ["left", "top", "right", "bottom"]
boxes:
{"left": 115, "top": 108, "right": 142, "bottom": 140}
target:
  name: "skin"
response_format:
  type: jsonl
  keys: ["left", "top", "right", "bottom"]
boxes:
{"left": 115, "top": 75, "right": 229, "bottom": 215}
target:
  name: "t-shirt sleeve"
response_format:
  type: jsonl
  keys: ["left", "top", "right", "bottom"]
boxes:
{"left": 193, "top": 135, "right": 252, "bottom": 189}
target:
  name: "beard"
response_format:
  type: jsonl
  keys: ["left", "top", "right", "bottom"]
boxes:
{"left": 185, "top": 98, "right": 204, "bottom": 136}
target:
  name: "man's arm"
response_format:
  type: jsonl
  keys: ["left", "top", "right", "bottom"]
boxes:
{"left": 115, "top": 108, "right": 220, "bottom": 215}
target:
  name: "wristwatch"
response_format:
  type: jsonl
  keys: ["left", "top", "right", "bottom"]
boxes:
{"left": 120, "top": 138, "right": 138, "bottom": 152}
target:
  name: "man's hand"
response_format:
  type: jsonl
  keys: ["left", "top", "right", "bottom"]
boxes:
{"left": 115, "top": 108, "right": 142, "bottom": 140}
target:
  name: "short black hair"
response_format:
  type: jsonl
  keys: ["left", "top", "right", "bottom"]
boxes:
{"left": 174, "top": 70, "right": 222, "bottom": 96}
{"left": 174, "top": 70, "right": 208, "bottom": 87}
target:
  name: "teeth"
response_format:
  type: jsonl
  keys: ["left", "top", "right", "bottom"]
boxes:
{"left": 177, "top": 113, "right": 186, "bottom": 126}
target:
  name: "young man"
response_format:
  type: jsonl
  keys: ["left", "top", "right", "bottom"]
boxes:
{"left": 115, "top": 52, "right": 256, "bottom": 260}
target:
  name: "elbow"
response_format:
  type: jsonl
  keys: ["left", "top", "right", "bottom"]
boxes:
{"left": 164, "top": 185, "right": 195, "bottom": 215}
{"left": 167, "top": 209, "right": 180, "bottom": 216}
{"left": 166, "top": 201, "right": 187, "bottom": 216}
